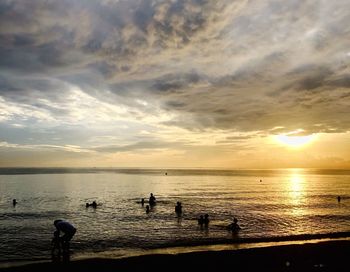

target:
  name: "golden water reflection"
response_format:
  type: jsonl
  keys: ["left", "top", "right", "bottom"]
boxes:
{"left": 287, "top": 169, "right": 306, "bottom": 216}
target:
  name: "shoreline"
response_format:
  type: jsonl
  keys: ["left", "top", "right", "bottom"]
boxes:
{"left": 1, "top": 239, "right": 350, "bottom": 271}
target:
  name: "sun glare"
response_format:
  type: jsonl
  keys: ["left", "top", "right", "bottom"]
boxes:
{"left": 275, "top": 134, "right": 315, "bottom": 148}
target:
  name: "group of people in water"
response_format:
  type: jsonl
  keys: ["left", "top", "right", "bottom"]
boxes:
{"left": 12, "top": 193, "right": 345, "bottom": 262}
{"left": 141, "top": 193, "right": 157, "bottom": 213}
{"left": 139, "top": 193, "right": 241, "bottom": 232}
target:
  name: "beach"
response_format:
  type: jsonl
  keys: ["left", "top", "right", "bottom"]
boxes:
{"left": 1, "top": 240, "right": 349, "bottom": 272}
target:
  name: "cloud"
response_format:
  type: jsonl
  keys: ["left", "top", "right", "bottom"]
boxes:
{"left": 1, "top": 0, "right": 350, "bottom": 156}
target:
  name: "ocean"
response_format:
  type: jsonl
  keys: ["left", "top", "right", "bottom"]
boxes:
{"left": 0, "top": 168, "right": 349, "bottom": 262}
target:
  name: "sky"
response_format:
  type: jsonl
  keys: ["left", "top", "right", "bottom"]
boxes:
{"left": 0, "top": 0, "right": 350, "bottom": 168}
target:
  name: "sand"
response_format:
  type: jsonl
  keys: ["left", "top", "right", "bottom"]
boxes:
{"left": 1, "top": 240, "right": 349, "bottom": 272}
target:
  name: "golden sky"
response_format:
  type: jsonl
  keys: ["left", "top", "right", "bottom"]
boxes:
{"left": 0, "top": 0, "right": 349, "bottom": 168}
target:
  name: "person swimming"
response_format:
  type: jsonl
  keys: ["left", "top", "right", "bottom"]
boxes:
{"left": 86, "top": 201, "right": 97, "bottom": 208}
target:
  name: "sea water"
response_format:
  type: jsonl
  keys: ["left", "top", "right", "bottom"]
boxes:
{"left": 0, "top": 168, "right": 349, "bottom": 262}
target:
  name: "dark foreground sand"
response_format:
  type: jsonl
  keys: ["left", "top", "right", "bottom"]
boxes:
{"left": 1, "top": 240, "right": 350, "bottom": 272}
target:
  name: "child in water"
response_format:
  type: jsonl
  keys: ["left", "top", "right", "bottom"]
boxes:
{"left": 51, "top": 230, "right": 61, "bottom": 255}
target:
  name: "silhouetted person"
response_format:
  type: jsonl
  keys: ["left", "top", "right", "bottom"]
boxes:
{"left": 54, "top": 220, "right": 76, "bottom": 252}
{"left": 141, "top": 198, "right": 145, "bottom": 206}
{"left": 86, "top": 201, "right": 97, "bottom": 208}
{"left": 198, "top": 215, "right": 204, "bottom": 225}
{"left": 227, "top": 217, "right": 241, "bottom": 232}
{"left": 165, "top": 172, "right": 168, "bottom": 175}
{"left": 12, "top": 199, "right": 17, "bottom": 206}
{"left": 149, "top": 193, "right": 156, "bottom": 206}
{"left": 338, "top": 196, "right": 341, "bottom": 203}
{"left": 175, "top": 202, "right": 182, "bottom": 214}
{"left": 146, "top": 205, "right": 150, "bottom": 213}
{"left": 51, "top": 230, "right": 61, "bottom": 255}
{"left": 204, "top": 214, "right": 210, "bottom": 227}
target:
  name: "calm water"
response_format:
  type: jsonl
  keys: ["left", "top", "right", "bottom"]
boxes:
{"left": 0, "top": 168, "right": 350, "bottom": 262}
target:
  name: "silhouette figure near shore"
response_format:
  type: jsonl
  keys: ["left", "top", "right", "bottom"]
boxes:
{"left": 141, "top": 198, "right": 145, "bottom": 206}
{"left": 204, "top": 214, "right": 210, "bottom": 227}
{"left": 146, "top": 205, "right": 150, "bottom": 213}
{"left": 12, "top": 199, "right": 17, "bottom": 206}
{"left": 53, "top": 220, "right": 76, "bottom": 251}
{"left": 227, "top": 217, "right": 241, "bottom": 232}
{"left": 338, "top": 196, "right": 341, "bottom": 203}
{"left": 198, "top": 215, "right": 204, "bottom": 225}
{"left": 52, "top": 220, "right": 76, "bottom": 262}
{"left": 51, "top": 230, "right": 61, "bottom": 255}
{"left": 149, "top": 193, "right": 156, "bottom": 206}
{"left": 175, "top": 202, "right": 182, "bottom": 214}
{"left": 198, "top": 214, "right": 210, "bottom": 229}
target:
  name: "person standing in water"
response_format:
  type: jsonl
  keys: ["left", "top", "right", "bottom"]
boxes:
{"left": 227, "top": 217, "right": 241, "bottom": 232}
{"left": 175, "top": 202, "right": 182, "bottom": 214}
{"left": 149, "top": 193, "right": 156, "bottom": 206}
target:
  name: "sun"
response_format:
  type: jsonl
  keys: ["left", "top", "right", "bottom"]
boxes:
{"left": 275, "top": 134, "right": 315, "bottom": 148}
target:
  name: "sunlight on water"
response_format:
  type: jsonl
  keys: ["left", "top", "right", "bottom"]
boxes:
{"left": 287, "top": 170, "right": 306, "bottom": 216}
{"left": 0, "top": 168, "right": 350, "bottom": 262}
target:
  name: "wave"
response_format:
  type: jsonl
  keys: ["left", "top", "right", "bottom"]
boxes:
{"left": 127, "top": 231, "right": 350, "bottom": 250}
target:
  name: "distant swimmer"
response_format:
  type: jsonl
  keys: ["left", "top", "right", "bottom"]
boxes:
{"left": 260, "top": 179, "right": 262, "bottom": 182}
{"left": 141, "top": 198, "right": 145, "bottom": 206}
{"left": 227, "top": 217, "right": 241, "bottom": 232}
{"left": 86, "top": 201, "right": 98, "bottom": 208}
{"left": 165, "top": 172, "right": 168, "bottom": 175}
{"left": 12, "top": 199, "right": 17, "bottom": 206}
{"left": 146, "top": 205, "right": 150, "bottom": 213}
{"left": 338, "top": 196, "right": 341, "bottom": 203}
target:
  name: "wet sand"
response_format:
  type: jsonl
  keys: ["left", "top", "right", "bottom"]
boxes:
{"left": 1, "top": 240, "right": 349, "bottom": 272}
